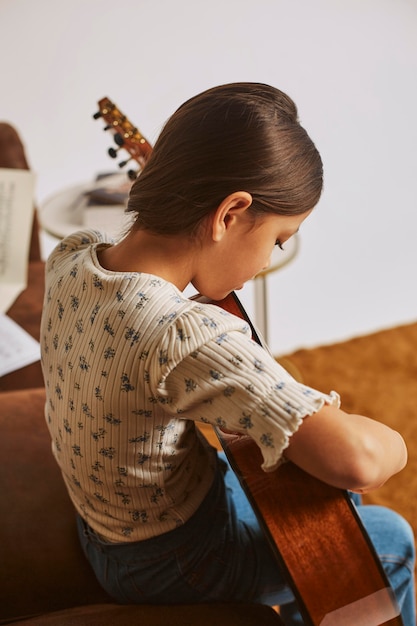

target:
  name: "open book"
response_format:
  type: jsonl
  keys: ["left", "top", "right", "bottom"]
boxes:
{"left": 0, "top": 167, "right": 36, "bottom": 311}
{"left": 0, "top": 167, "right": 40, "bottom": 375}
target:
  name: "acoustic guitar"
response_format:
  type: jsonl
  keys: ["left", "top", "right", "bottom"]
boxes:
{"left": 94, "top": 98, "right": 404, "bottom": 626}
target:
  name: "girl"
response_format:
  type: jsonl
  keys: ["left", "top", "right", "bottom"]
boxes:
{"left": 40, "top": 83, "right": 415, "bottom": 624}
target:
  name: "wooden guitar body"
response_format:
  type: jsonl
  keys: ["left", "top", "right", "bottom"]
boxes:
{"left": 222, "top": 434, "right": 401, "bottom": 625}
{"left": 208, "top": 292, "right": 403, "bottom": 625}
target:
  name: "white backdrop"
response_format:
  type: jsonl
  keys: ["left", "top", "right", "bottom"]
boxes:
{"left": 1, "top": 0, "right": 416, "bottom": 354}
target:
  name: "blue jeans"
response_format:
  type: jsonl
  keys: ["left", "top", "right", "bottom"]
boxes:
{"left": 77, "top": 452, "right": 415, "bottom": 625}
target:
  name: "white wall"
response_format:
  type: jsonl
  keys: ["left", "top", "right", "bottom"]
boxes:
{"left": 1, "top": 0, "right": 416, "bottom": 354}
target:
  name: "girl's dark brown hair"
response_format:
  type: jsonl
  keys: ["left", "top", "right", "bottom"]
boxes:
{"left": 127, "top": 82, "right": 323, "bottom": 235}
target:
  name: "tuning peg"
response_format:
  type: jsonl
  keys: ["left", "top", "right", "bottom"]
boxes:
{"left": 114, "top": 132, "right": 125, "bottom": 147}
{"left": 108, "top": 146, "right": 124, "bottom": 158}
{"left": 118, "top": 156, "right": 133, "bottom": 168}
{"left": 93, "top": 111, "right": 102, "bottom": 119}
{"left": 127, "top": 169, "right": 138, "bottom": 181}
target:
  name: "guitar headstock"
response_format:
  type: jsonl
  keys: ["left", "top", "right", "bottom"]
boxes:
{"left": 93, "top": 97, "right": 153, "bottom": 180}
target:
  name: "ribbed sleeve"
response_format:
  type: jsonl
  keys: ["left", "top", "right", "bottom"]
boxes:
{"left": 152, "top": 306, "right": 339, "bottom": 471}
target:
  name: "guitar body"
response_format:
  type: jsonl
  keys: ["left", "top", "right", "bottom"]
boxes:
{"left": 207, "top": 293, "right": 403, "bottom": 626}
{"left": 221, "top": 434, "right": 401, "bottom": 625}
{"left": 94, "top": 104, "right": 404, "bottom": 625}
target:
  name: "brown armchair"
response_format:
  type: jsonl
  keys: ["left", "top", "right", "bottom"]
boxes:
{"left": 0, "top": 388, "right": 282, "bottom": 626}
{"left": 0, "top": 123, "right": 283, "bottom": 626}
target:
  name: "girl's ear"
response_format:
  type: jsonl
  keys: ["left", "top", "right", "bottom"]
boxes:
{"left": 211, "top": 191, "right": 253, "bottom": 242}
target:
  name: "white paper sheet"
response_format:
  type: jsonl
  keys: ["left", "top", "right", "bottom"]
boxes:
{"left": 0, "top": 167, "right": 36, "bottom": 313}
{"left": 0, "top": 313, "right": 40, "bottom": 376}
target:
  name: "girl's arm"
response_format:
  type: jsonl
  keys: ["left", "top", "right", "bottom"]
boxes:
{"left": 283, "top": 404, "right": 407, "bottom": 493}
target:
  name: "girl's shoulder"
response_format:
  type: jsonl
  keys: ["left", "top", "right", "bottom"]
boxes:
{"left": 46, "top": 229, "right": 110, "bottom": 268}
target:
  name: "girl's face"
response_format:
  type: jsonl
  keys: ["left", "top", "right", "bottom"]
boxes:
{"left": 192, "top": 209, "right": 312, "bottom": 301}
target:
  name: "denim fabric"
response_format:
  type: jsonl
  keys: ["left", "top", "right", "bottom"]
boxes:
{"left": 77, "top": 452, "right": 415, "bottom": 625}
